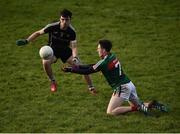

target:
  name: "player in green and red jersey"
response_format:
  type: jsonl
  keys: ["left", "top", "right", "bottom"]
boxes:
{"left": 63, "top": 39, "right": 168, "bottom": 115}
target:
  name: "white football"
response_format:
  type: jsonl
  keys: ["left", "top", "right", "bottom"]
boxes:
{"left": 39, "top": 46, "right": 54, "bottom": 60}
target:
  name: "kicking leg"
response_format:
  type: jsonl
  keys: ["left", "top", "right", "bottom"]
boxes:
{"left": 42, "top": 56, "right": 57, "bottom": 92}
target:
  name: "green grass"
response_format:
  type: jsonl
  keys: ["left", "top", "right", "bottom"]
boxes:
{"left": 0, "top": 0, "right": 179, "bottom": 132}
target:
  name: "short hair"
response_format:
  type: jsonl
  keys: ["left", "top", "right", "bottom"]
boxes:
{"left": 60, "top": 9, "right": 72, "bottom": 18}
{"left": 98, "top": 39, "right": 112, "bottom": 52}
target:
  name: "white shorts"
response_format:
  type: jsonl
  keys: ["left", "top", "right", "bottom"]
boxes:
{"left": 120, "top": 81, "right": 139, "bottom": 103}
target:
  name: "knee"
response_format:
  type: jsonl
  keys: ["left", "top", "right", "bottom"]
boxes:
{"left": 42, "top": 59, "right": 51, "bottom": 66}
{"left": 106, "top": 109, "right": 115, "bottom": 116}
{"left": 107, "top": 106, "right": 114, "bottom": 115}
{"left": 107, "top": 111, "right": 113, "bottom": 115}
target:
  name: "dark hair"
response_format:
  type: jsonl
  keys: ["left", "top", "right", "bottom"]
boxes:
{"left": 60, "top": 9, "right": 72, "bottom": 18}
{"left": 98, "top": 39, "right": 112, "bottom": 52}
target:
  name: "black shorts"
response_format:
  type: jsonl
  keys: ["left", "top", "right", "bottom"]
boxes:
{"left": 50, "top": 46, "right": 72, "bottom": 63}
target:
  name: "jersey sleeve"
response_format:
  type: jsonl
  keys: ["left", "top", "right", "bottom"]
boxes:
{"left": 70, "top": 29, "right": 76, "bottom": 41}
{"left": 69, "top": 24, "right": 76, "bottom": 41}
{"left": 93, "top": 60, "right": 104, "bottom": 71}
{"left": 44, "top": 24, "right": 53, "bottom": 33}
{"left": 43, "top": 22, "right": 59, "bottom": 33}
{"left": 71, "top": 64, "right": 99, "bottom": 75}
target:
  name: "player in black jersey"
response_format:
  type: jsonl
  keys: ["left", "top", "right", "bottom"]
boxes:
{"left": 16, "top": 9, "right": 96, "bottom": 93}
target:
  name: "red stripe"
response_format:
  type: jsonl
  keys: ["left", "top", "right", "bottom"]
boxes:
{"left": 108, "top": 58, "right": 118, "bottom": 70}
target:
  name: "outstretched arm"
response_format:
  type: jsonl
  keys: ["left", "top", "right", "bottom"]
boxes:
{"left": 62, "top": 64, "right": 100, "bottom": 75}
{"left": 16, "top": 28, "right": 45, "bottom": 46}
{"left": 27, "top": 28, "right": 45, "bottom": 42}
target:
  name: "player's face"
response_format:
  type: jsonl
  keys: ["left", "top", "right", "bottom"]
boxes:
{"left": 97, "top": 44, "right": 105, "bottom": 58}
{"left": 60, "top": 16, "right": 71, "bottom": 30}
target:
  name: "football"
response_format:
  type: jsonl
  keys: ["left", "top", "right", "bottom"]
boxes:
{"left": 39, "top": 46, "right": 54, "bottom": 60}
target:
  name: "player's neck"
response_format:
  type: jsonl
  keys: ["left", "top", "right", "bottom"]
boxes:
{"left": 101, "top": 52, "right": 110, "bottom": 59}
{"left": 60, "top": 24, "right": 68, "bottom": 30}
{"left": 60, "top": 26, "right": 68, "bottom": 30}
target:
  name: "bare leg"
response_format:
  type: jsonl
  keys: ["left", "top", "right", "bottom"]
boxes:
{"left": 107, "top": 94, "right": 132, "bottom": 115}
{"left": 42, "top": 56, "right": 58, "bottom": 92}
{"left": 83, "top": 75, "right": 93, "bottom": 86}
{"left": 42, "top": 56, "right": 57, "bottom": 81}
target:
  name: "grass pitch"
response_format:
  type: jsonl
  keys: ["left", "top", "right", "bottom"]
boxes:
{"left": 0, "top": 0, "right": 179, "bottom": 132}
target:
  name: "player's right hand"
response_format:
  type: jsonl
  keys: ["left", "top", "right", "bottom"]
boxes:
{"left": 16, "top": 39, "right": 28, "bottom": 46}
{"left": 61, "top": 66, "right": 72, "bottom": 72}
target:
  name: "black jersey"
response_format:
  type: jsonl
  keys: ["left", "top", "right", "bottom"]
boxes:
{"left": 44, "top": 22, "right": 76, "bottom": 50}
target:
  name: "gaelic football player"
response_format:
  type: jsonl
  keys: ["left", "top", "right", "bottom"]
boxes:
{"left": 63, "top": 39, "right": 168, "bottom": 115}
